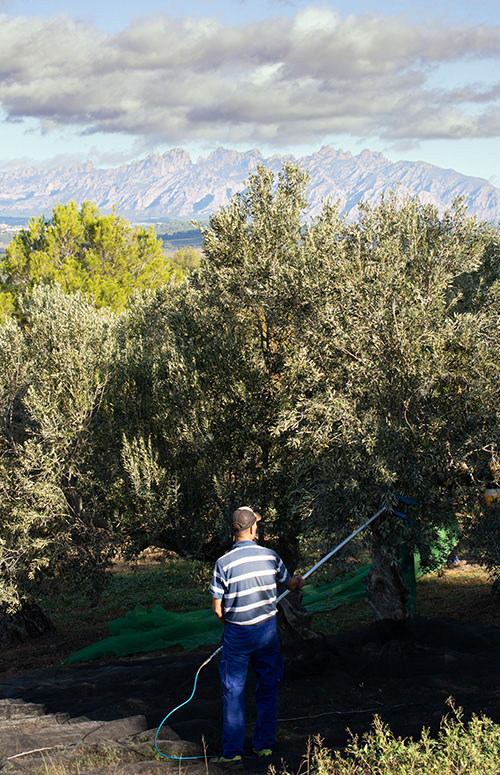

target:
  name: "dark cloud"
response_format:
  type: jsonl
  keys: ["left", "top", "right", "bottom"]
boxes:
{"left": 0, "top": 8, "right": 499, "bottom": 146}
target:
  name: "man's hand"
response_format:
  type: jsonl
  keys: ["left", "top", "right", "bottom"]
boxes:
{"left": 213, "top": 597, "right": 225, "bottom": 624}
{"left": 286, "top": 575, "right": 305, "bottom": 592}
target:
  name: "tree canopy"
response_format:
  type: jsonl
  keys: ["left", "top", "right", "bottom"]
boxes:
{"left": 282, "top": 193, "right": 499, "bottom": 580}
{"left": 0, "top": 201, "right": 175, "bottom": 313}
{"left": 0, "top": 285, "right": 114, "bottom": 611}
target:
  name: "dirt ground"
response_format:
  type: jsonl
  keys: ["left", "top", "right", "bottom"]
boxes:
{"left": 2, "top": 611, "right": 500, "bottom": 772}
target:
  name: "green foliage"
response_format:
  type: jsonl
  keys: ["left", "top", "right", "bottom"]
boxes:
{"left": 1, "top": 201, "right": 173, "bottom": 311}
{"left": 0, "top": 289, "right": 15, "bottom": 323}
{"left": 171, "top": 245, "right": 201, "bottom": 271}
{"left": 0, "top": 285, "right": 114, "bottom": 610}
{"left": 308, "top": 704, "right": 500, "bottom": 774}
{"left": 278, "top": 193, "right": 500, "bottom": 563}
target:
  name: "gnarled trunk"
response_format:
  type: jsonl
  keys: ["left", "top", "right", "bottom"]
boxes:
{"left": 0, "top": 603, "right": 54, "bottom": 648}
{"left": 365, "top": 541, "right": 410, "bottom": 621}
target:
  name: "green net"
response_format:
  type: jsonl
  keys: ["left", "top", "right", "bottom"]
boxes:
{"left": 65, "top": 528, "right": 458, "bottom": 665}
{"left": 65, "top": 564, "right": 376, "bottom": 665}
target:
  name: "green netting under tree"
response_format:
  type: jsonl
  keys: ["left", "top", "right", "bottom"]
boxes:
{"left": 64, "top": 573, "right": 370, "bottom": 665}
{"left": 65, "top": 527, "right": 459, "bottom": 665}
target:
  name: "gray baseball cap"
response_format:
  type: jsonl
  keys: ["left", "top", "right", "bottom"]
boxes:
{"left": 230, "top": 506, "right": 261, "bottom": 531}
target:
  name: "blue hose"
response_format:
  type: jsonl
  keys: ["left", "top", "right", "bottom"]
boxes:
{"left": 154, "top": 646, "right": 222, "bottom": 760}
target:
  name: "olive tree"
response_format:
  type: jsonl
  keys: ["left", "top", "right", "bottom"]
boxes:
{"left": 280, "top": 193, "right": 500, "bottom": 617}
{"left": 0, "top": 285, "right": 114, "bottom": 642}
{"left": 96, "top": 165, "right": 319, "bottom": 568}
{"left": 193, "top": 163, "right": 322, "bottom": 568}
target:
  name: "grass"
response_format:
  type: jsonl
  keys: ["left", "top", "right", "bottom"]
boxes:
{"left": 417, "top": 562, "right": 500, "bottom": 624}
{"left": 35, "top": 741, "right": 168, "bottom": 775}
{"left": 40, "top": 551, "right": 212, "bottom": 632}
{"left": 39, "top": 745, "right": 124, "bottom": 774}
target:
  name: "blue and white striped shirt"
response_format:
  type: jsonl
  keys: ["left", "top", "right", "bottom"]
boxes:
{"left": 210, "top": 540, "right": 290, "bottom": 626}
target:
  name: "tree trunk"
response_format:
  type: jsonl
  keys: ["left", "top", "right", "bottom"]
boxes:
{"left": 274, "top": 514, "right": 320, "bottom": 645}
{"left": 365, "top": 541, "right": 410, "bottom": 621}
{"left": 0, "top": 603, "right": 54, "bottom": 648}
{"left": 277, "top": 589, "right": 320, "bottom": 647}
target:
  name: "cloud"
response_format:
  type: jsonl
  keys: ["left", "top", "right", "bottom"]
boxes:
{"left": 443, "top": 82, "right": 500, "bottom": 103}
{"left": 0, "top": 7, "right": 500, "bottom": 147}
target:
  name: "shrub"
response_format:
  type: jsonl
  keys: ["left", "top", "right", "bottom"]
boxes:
{"left": 305, "top": 702, "right": 500, "bottom": 775}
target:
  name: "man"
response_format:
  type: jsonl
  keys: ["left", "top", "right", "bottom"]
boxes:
{"left": 210, "top": 506, "right": 304, "bottom": 765}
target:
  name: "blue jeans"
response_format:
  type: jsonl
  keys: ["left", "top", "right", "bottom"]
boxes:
{"left": 219, "top": 617, "right": 283, "bottom": 758}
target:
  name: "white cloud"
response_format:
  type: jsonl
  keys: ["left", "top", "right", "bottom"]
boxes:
{"left": 0, "top": 8, "right": 499, "bottom": 147}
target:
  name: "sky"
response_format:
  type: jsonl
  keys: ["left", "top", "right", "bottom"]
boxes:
{"left": 1, "top": 0, "right": 500, "bottom": 185}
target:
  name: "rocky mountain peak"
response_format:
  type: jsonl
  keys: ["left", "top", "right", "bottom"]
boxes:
{"left": 315, "top": 146, "right": 353, "bottom": 161}
{"left": 0, "top": 146, "right": 499, "bottom": 223}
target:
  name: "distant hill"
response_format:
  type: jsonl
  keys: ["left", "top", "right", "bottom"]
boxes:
{"left": 1, "top": 146, "right": 499, "bottom": 223}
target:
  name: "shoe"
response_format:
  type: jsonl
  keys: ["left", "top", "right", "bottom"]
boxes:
{"left": 254, "top": 748, "right": 273, "bottom": 758}
{"left": 210, "top": 754, "right": 243, "bottom": 766}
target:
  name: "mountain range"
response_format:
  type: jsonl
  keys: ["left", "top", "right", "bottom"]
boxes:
{"left": 1, "top": 146, "right": 500, "bottom": 223}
